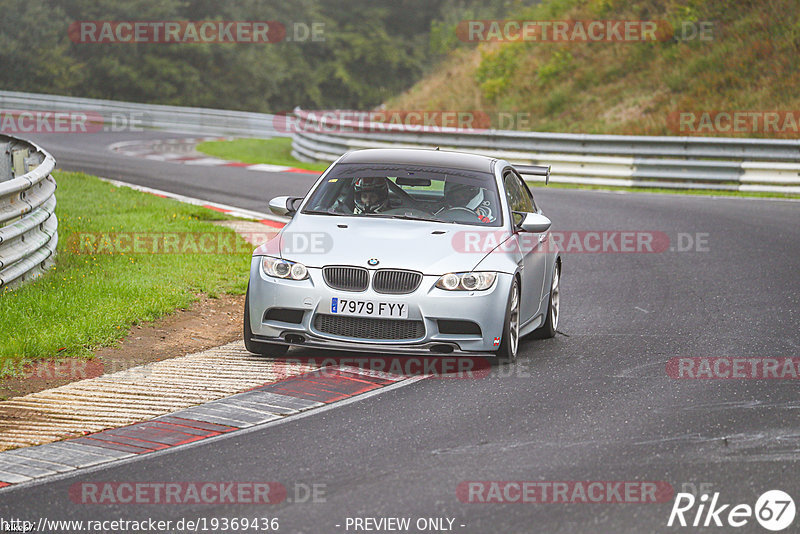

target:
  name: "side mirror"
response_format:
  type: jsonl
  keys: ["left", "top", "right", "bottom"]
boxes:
{"left": 269, "top": 196, "right": 302, "bottom": 217}
{"left": 519, "top": 212, "right": 552, "bottom": 233}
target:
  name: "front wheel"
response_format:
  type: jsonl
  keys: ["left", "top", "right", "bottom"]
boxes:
{"left": 495, "top": 277, "right": 520, "bottom": 364}
{"left": 532, "top": 262, "right": 560, "bottom": 339}
{"left": 244, "top": 285, "right": 289, "bottom": 357}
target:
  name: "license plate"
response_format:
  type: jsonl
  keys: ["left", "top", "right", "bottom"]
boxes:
{"left": 331, "top": 297, "right": 408, "bottom": 318}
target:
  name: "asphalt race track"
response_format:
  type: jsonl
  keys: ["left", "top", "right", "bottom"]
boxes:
{"left": 26, "top": 131, "right": 319, "bottom": 209}
{"left": 2, "top": 131, "right": 798, "bottom": 533}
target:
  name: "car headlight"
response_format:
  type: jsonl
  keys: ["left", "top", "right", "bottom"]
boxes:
{"left": 435, "top": 271, "right": 496, "bottom": 291}
{"left": 261, "top": 256, "right": 309, "bottom": 280}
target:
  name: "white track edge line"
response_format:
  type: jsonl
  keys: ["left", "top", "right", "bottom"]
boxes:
{"left": 97, "top": 177, "right": 290, "bottom": 224}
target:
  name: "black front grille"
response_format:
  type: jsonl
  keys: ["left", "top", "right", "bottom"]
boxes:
{"left": 323, "top": 266, "right": 369, "bottom": 292}
{"left": 373, "top": 269, "right": 423, "bottom": 294}
{"left": 314, "top": 314, "right": 425, "bottom": 340}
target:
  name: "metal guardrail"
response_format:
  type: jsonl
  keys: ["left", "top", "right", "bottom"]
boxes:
{"left": 0, "top": 135, "right": 58, "bottom": 290}
{"left": 290, "top": 109, "right": 800, "bottom": 193}
{"left": 2, "top": 93, "right": 797, "bottom": 193}
{"left": 0, "top": 91, "right": 279, "bottom": 138}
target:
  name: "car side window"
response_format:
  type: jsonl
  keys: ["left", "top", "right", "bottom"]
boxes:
{"left": 503, "top": 170, "right": 534, "bottom": 225}
{"left": 518, "top": 173, "right": 538, "bottom": 212}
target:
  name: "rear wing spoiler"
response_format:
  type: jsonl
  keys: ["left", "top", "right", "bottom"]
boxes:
{"left": 514, "top": 164, "right": 551, "bottom": 185}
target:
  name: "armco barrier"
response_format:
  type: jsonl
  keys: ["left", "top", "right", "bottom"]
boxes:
{"left": 2, "top": 93, "right": 797, "bottom": 193}
{"left": 0, "top": 135, "right": 58, "bottom": 290}
{"left": 0, "top": 91, "right": 278, "bottom": 138}
{"left": 290, "top": 109, "right": 800, "bottom": 194}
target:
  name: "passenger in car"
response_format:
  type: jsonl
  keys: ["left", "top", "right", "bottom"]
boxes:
{"left": 438, "top": 181, "right": 495, "bottom": 223}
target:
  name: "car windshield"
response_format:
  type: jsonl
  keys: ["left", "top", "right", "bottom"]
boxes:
{"left": 301, "top": 163, "right": 503, "bottom": 227}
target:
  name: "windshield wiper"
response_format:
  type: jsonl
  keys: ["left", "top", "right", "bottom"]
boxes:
{"left": 302, "top": 209, "right": 345, "bottom": 216}
{"left": 304, "top": 210, "right": 448, "bottom": 224}
{"left": 392, "top": 215, "right": 438, "bottom": 222}
{"left": 380, "top": 213, "right": 441, "bottom": 223}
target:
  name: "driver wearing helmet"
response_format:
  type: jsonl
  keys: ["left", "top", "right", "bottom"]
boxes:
{"left": 353, "top": 177, "right": 390, "bottom": 214}
{"left": 440, "top": 181, "right": 494, "bottom": 223}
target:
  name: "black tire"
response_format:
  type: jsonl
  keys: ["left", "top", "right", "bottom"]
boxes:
{"left": 495, "top": 277, "right": 520, "bottom": 364}
{"left": 244, "top": 285, "right": 289, "bottom": 357}
{"left": 532, "top": 262, "right": 560, "bottom": 339}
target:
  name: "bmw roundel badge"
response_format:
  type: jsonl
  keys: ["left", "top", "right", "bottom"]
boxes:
{"left": 368, "top": 258, "right": 379, "bottom": 266}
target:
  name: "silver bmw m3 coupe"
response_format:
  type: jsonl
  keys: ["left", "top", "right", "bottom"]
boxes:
{"left": 244, "top": 148, "right": 560, "bottom": 363}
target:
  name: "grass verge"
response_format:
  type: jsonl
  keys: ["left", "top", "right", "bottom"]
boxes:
{"left": 389, "top": 0, "right": 800, "bottom": 137}
{"left": 0, "top": 171, "right": 253, "bottom": 375}
{"left": 196, "top": 137, "right": 330, "bottom": 172}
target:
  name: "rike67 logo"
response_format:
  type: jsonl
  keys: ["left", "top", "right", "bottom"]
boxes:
{"left": 668, "top": 490, "right": 796, "bottom": 531}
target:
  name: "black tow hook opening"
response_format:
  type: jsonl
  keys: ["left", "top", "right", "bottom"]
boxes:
{"left": 430, "top": 344, "right": 454, "bottom": 354}
{"left": 284, "top": 334, "right": 306, "bottom": 344}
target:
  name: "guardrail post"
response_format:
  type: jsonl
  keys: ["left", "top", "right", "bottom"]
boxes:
{"left": 11, "top": 147, "right": 29, "bottom": 177}
{"left": 0, "top": 142, "right": 10, "bottom": 183}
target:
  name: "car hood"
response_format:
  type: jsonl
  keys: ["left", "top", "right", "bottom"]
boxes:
{"left": 253, "top": 214, "right": 499, "bottom": 274}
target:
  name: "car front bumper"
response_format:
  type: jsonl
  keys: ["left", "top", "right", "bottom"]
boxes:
{"left": 247, "top": 257, "right": 512, "bottom": 355}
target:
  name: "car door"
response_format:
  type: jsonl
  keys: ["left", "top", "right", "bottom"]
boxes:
{"left": 503, "top": 168, "right": 547, "bottom": 325}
